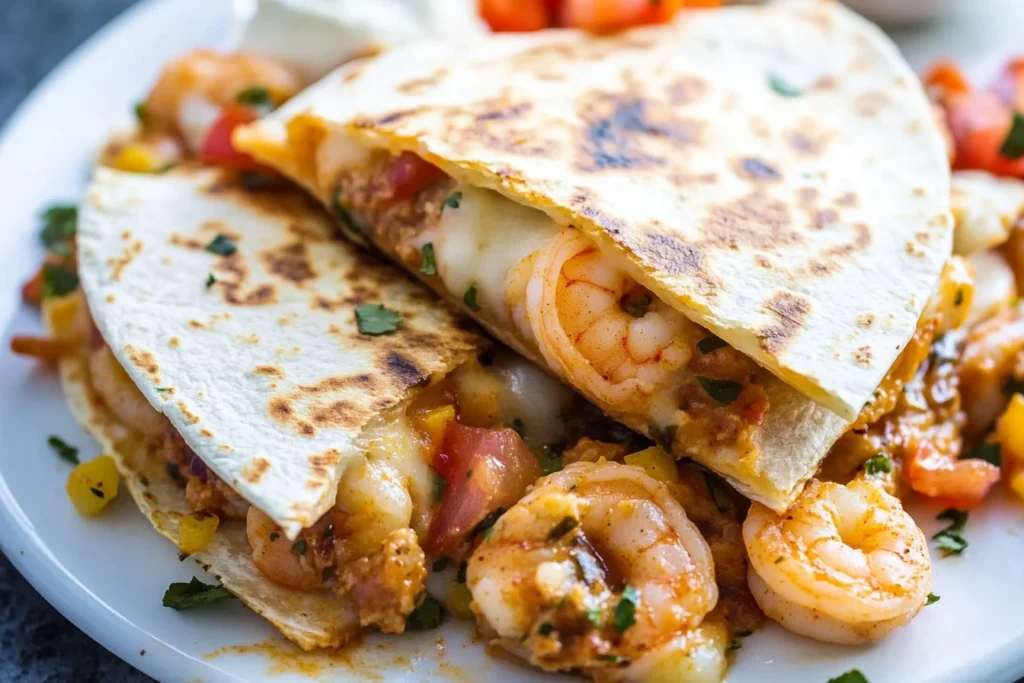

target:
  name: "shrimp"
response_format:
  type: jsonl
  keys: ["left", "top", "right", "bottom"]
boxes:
{"left": 959, "top": 304, "right": 1024, "bottom": 435}
{"left": 88, "top": 346, "right": 166, "bottom": 439}
{"left": 743, "top": 478, "right": 931, "bottom": 645}
{"left": 521, "top": 229, "right": 697, "bottom": 408}
{"left": 467, "top": 461, "right": 721, "bottom": 681}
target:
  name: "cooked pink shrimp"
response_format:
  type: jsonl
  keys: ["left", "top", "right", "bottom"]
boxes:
{"left": 88, "top": 346, "right": 166, "bottom": 438}
{"left": 744, "top": 478, "right": 931, "bottom": 645}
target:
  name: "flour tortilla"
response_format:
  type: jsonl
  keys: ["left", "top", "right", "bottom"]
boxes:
{"left": 238, "top": 0, "right": 951, "bottom": 422}
{"left": 77, "top": 166, "right": 483, "bottom": 538}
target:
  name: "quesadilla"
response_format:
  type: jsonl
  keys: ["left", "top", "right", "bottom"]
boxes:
{"left": 235, "top": 0, "right": 952, "bottom": 510}
{"left": 52, "top": 163, "right": 652, "bottom": 647}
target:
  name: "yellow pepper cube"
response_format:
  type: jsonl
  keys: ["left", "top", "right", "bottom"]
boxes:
{"left": 43, "top": 292, "right": 80, "bottom": 337}
{"left": 179, "top": 510, "right": 220, "bottom": 554}
{"left": 453, "top": 367, "right": 503, "bottom": 428}
{"left": 111, "top": 144, "right": 157, "bottom": 174}
{"left": 1011, "top": 471, "right": 1024, "bottom": 504}
{"left": 66, "top": 455, "right": 119, "bottom": 517}
{"left": 998, "top": 394, "right": 1024, "bottom": 462}
{"left": 415, "top": 404, "right": 456, "bottom": 448}
{"left": 624, "top": 447, "right": 680, "bottom": 485}
{"left": 445, "top": 582, "right": 474, "bottom": 619}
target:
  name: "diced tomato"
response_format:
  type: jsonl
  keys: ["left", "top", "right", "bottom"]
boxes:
{"left": 944, "top": 91, "right": 1024, "bottom": 177}
{"left": 426, "top": 422, "right": 540, "bottom": 555}
{"left": 922, "top": 59, "right": 971, "bottom": 101}
{"left": 904, "top": 441, "right": 1001, "bottom": 510}
{"left": 21, "top": 267, "right": 43, "bottom": 306}
{"left": 991, "top": 58, "right": 1024, "bottom": 112}
{"left": 199, "top": 104, "right": 263, "bottom": 170}
{"left": 387, "top": 152, "right": 446, "bottom": 201}
{"left": 479, "top": 0, "right": 550, "bottom": 32}
{"left": 560, "top": 0, "right": 685, "bottom": 32}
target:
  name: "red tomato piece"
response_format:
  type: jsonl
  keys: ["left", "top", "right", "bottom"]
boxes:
{"left": 945, "top": 91, "right": 1024, "bottom": 177}
{"left": 922, "top": 59, "right": 971, "bottom": 100}
{"left": 387, "top": 152, "right": 446, "bottom": 201}
{"left": 904, "top": 441, "right": 1001, "bottom": 510}
{"left": 560, "top": 0, "right": 686, "bottom": 32}
{"left": 199, "top": 104, "right": 263, "bottom": 170}
{"left": 479, "top": 0, "right": 550, "bottom": 32}
{"left": 426, "top": 422, "right": 540, "bottom": 555}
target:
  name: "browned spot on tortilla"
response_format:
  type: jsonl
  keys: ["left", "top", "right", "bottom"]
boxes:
{"left": 855, "top": 91, "right": 890, "bottom": 117}
{"left": 858, "top": 313, "right": 875, "bottom": 328}
{"left": 384, "top": 352, "right": 427, "bottom": 388}
{"left": 476, "top": 102, "right": 532, "bottom": 122}
{"left": 310, "top": 401, "right": 362, "bottom": 428}
{"left": 200, "top": 429, "right": 213, "bottom": 438}
{"left": 307, "top": 450, "right": 342, "bottom": 482}
{"left": 341, "top": 61, "right": 368, "bottom": 84}
{"left": 353, "top": 108, "right": 425, "bottom": 129}
{"left": 178, "top": 401, "right": 200, "bottom": 425}
{"left": 704, "top": 193, "right": 799, "bottom": 251}
{"left": 121, "top": 230, "right": 132, "bottom": 240}
{"left": 735, "top": 157, "right": 781, "bottom": 182}
{"left": 169, "top": 233, "right": 206, "bottom": 250}
{"left": 286, "top": 220, "right": 331, "bottom": 243}
{"left": 758, "top": 292, "right": 810, "bottom": 355}
{"left": 105, "top": 294, "right": 116, "bottom": 303}
{"left": 826, "top": 222, "right": 872, "bottom": 257}
{"left": 269, "top": 398, "right": 293, "bottom": 422}
{"left": 637, "top": 234, "right": 717, "bottom": 296}
{"left": 225, "top": 283, "right": 277, "bottom": 307}
{"left": 108, "top": 240, "right": 143, "bottom": 281}
{"left": 799, "top": 188, "right": 819, "bottom": 204}
{"left": 755, "top": 255, "right": 772, "bottom": 269}
{"left": 814, "top": 209, "right": 839, "bottom": 230}
{"left": 261, "top": 241, "right": 316, "bottom": 285}
{"left": 241, "top": 457, "right": 271, "bottom": 484}
{"left": 666, "top": 75, "right": 709, "bottom": 105}
{"left": 808, "top": 260, "right": 833, "bottom": 277}
{"left": 836, "top": 192, "right": 858, "bottom": 207}
{"left": 124, "top": 345, "right": 159, "bottom": 378}
{"left": 168, "top": 337, "right": 180, "bottom": 348}
{"left": 300, "top": 374, "right": 379, "bottom": 394}
{"left": 254, "top": 365, "right": 285, "bottom": 378}
{"left": 670, "top": 172, "right": 717, "bottom": 187}
{"left": 854, "top": 346, "right": 873, "bottom": 366}
{"left": 398, "top": 67, "right": 450, "bottom": 94}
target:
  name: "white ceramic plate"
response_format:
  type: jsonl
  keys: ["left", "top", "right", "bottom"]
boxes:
{"left": 1, "top": 1, "right": 1023, "bottom": 681}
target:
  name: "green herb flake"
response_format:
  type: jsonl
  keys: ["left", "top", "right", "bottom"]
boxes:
{"left": 420, "top": 242, "right": 437, "bottom": 275}
{"left": 536, "top": 443, "right": 564, "bottom": 475}
{"left": 292, "top": 539, "right": 308, "bottom": 556}
{"left": 538, "top": 621, "right": 554, "bottom": 636}
{"left": 442, "top": 191, "right": 463, "bottom": 211}
{"left": 546, "top": 516, "right": 580, "bottom": 542}
{"left": 597, "top": 654, "right": 629, "bottom": 665}
{"left": 432, "top": 473, "right": 447, "bottom": 502}
{"left": 42, "top": 263, "right": 79, "bottom": 298}
{"left": 47, "top": 436, "right": 79, "bottom": 465}
{"left": 1000, "top": 111, "right": 1024, "bottom": 159}
{"left": 162, "top": 577, "right": 235, "bottom": 611}
{"left": 959, "top": 441, "right": 1002, "bottom": 467}
{"left": 697, "top": 335, "right": 728, "bottom": 354}
{"left": 406, "top": 594, "right": 444, "bottom": 631}
{"left": 728, "top": 639, "right": 743, "bottom": 652}
{"left": 235, "top": 85, "right": 272, "bottom": 109}
{"left": 466, "top": 469, "right": 473, "bottom": 479}
{"left": 205, "top": 273, "right": 216, "bottom": 289}
{"left": 863, "top": 454, "right": 892, "bottom": 476}
{"left": 90, "top": 487, "right": 105, "bottom": 499}
{"left": 696, "top": 376, "right": 743, "bottom": 404}
{"left": 431, "top": 556, "right": 450, "bottom": 573}
{"left": 205, "top": 234, "right": 237, "bottom": 257}
{"left": 623, "top": 296, "right": 651, "bottom": 318}
{"left": 828, "top": 670, "right": 869, "bottom": 683}
{"left": 269, "top": 532, "right": 280, "bottom": 541}
{"left": 926, "top": 593, "right": 940, "bottom": 606}
{"left": 463, "top": 284, "right": 480, "bottom": 311}
{"left": 768, "top": 72, "right": 803, "bottom": 98}
{"left": 41, "top": 204, "right": 78, "bottom": 253}
{"left": 774, "top": 556, "right": 784, "bottom": 564}
{"left": 735, "top": 630, "right": 753, "bottom": 638}
{"left": 586, "top": 607, "right": 604, "bottom": 627}
{"left": 953, "top": 288, "right": 965, "bottom": 307}
{"left": 329, "top": 188, "right": 363, "bottom": 235}
{"left": 613, "top": 586, "right": 639, "bottom": 634}
{"left": 933, "top": 508, "right": 969, "bottom": 556}
{"left": 133, "top": 102, "right": 147, "bottom": 124}
{"left": 702, "top": 471, "right": 731, "bottom": 514}
{"left": 354, "top": 303, "right": 403, "bottom": 335}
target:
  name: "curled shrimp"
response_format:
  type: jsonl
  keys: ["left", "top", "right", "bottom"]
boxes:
{"left": 959, "top": 305, "right": 1024, "bottom": 435}
{"left": 88, "top": 346, "right": 166, "bottom": 439}
{"left": 521, "top": 230, "right": 696, "bottom": 407}
{"left": 744, "top": 478, "right": 931, "bottom": 645}
{"left": 467, "top": 461, "right": 721, "bottom": 681}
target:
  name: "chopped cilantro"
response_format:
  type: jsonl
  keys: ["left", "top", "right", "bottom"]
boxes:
{"left": 828, "top": 670, "right": 869, "bottom": 683}
{"left": 442, "top": 191, "right": 463, "bottom": 211}
{"left": 235, "top": 85, "right": 272, "bottom": 109}
{"left": 47, "top": 436, "right": 79, "bottom": 465}
{"left": 926, "top": 593, "right": 940, "bottom": 606}
{"left": 1000, "top": 111, "right": 1024, "bottom": 159}
{"left": 432, "top": 472, "right": 447, "bottom": 502}
{"left": 330, "top": 188, "right": 363, "bottom": 235}
{"left": 42, "top": 263, "right": 79, "bottom": 298}
{"left": 597, "top": 654, "right": 629, "bottom": 665}
{"left": 728, "top": 639, "right": 743, "bottom": 652}
{"left": 205, "top": 273, "right": 216, "bottom": 289}
{"left": 292, "top": 539, "right": 308, "bottom": 555}
{"left": 536, "top": 443, "right": 564, "bottom": 475}
{"left": 586, "top": 607, "right": 604, "bottom": 627}
{"left": 420, "top": 242, "right": 437, "bottom": 275}
{"left": 774, "top": 556, "right": 784, "bottom": 564}
{"left": 933, "top": 508, "right": 968, "bottom": 556}
{"left": 354, "top": 303, "right": 402, "bottom": 335}
{"left": 768, "top": 72, "right": 803, "bottom": 98}
{"left": 205, "top": 234, "right": 237, "bottom": 257}
{"left": 702, "top": 471, "right": 731, "bottom": 514}
{"left": 90, "top": 487, "right": 104, "bottom": 499}
{"left": 954, "top": 288, "right": 965, "bottom": 307}
{"left": 133, "top": 102, "right": 146, "bottom": 124}
{"left": 613, "top": 586, "right": 639, "bottom": 634}
{"left": 162, "top": 577, "right": 235, "bottom": 610}
{"left": 696, "top": 376, "right": 743, "bottom": 404}
{"left": 466, "top": 469, "right": 473, "bottom": 479}
{"left": 697, "top": 335, "right": 727, "bottom": 354}
{"left": 863, "top": 454, "right": 892, "bottom": 476}
{"left": 546, "top": 516, "right": 580, "bottom": 542}
{"left": 538, "top": 621, "right": 554, "bottom": 636}
{"left": 959, "top": 441, "right": 1002, "bottom": 467}
{"left": 41, "top": 204, "right": 78, "bottom": 254}
{"left": 431, "top": 556, "right": 450, "bottom": 573}
{"left": 623, "top": 296, "right": 651, "bottom": 318}
{"left": 463, "top": 284, "right": 480, "bottom": 311}
{"left": 406, "top": 594, "right": 443, "bottom": 631}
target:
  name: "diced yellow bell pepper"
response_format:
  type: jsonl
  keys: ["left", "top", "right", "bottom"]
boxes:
{"left": 624, "top": 447, "right": 680, "bottom": 485}
{"left": 415, "top": 404, "right": 456, "bottom": 449}
{"left": 453, "top": 366, "right": 503, "bottom": 428}
{"left": 111, "top": 144, "right": 158, "bottom": 174}
{"left": 998, "top": 394, "right": 1024, "bottom": 462}
{"left": 43, "top": 292, "right": 80, "bottom": 337}
{"left": 1010, "top": 471, "right": 1024, "bottom": 504}
{"left": 66, "top": 455, "right": 119, "bottom": 517}
{"left": 179, "top": 510, "right": 220, "bottom": 554}
{"left": 445, "top": 582, "right": 474, "bottom": 619}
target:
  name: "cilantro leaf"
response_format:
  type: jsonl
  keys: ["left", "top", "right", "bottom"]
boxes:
{"left": 205, "top": 273, "right": 216, "bottom": 289}
{"left": 432, "top": 472, "right": 447, "bottom": 502}
{"left": 354, "top": 303, "right": 403, "bottom": 335}
{"left": 1000, "top": 111, "right": 1024, "bottom": 159}
{"left": 420, "top": 242, "right": 437, "bottom": 275}
{"left": 696, "top": 376, "right": 743, "bottom": 404}
{"left": 41, "top": 204, "right": 78, "bottom": 253}
{"left": 205, "top": 234, "right": 237, "bottom": 257}
{"left": 442, "top": 191, "right": 462, "bottom": 211}
{"left": 406, "top": 594, "right": 443, "bottom": 631}
{"left": 959, "top": 441, "right": 1002, "bottom": 467}
{"left": 536, "top": 443, "right": 564, "bottom": 475}
{"left": 926, "top": 593, "right": 940, "bottom": 606}
{"left": 702, "top": 471, "right": 731, "bottom": 514}
{"left": 463, "top": 285, "right": 480, "bottom": 311}
{"left": 863, "top": 454, "right": 892, "bottom": 476}
{"left": 623, "top": 296, "right": 651, "bottom": 318}
{"left": 42, "top": 263, "right": 79, "bottom": 298}
{"left": 235, "top": 85, "right": 272, "bottom": 109}
{"left": 613, "top": 586, "right": 639, "bottom": 633}
{"left": 546, "top": 516, "right": 580, "bottom": 542}
{"left": 162, "top": 577, "right": 235, "bottom": 610}
{"left": 933, "top": 508, "right": 969, "bottom": 556}
{"left": 828, "top": 670, "right": 869, "bottom": 683}
{"left": 47, "top": 436, "right": 79, "bottom": 465}
{"left": 330, "top": 188, "right": 363, "bottom": 235}
{"left": 768, "top": 72, "right": 803, "bottom": 98}
{"left": 697, "top": 335, "right": 727, "bottom": 354}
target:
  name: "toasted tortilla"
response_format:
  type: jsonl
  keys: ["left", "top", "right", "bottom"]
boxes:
{"left": 77, "top": 166, "right": 483, "bottom": 538}
{"left": 238, "top": 0, "right": 951, "bottom": 421}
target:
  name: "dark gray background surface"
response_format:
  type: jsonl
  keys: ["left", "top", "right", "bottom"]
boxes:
{"left": 0, "top": 3, "right": 150, "bottom": 680}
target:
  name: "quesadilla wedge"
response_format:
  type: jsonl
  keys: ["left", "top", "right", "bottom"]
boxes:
{"left": 235, "top": 0, "right": 952, "bottom": 510}
{"left": 49, "top": 163, "right": 670, "bottom": 648}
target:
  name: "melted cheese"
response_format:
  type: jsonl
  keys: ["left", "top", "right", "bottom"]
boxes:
{"left": 492, "top": 353, "right": 573, "bottom": 447}
{"left": 435, "top": 186, "right": 560, "bottom": 324}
